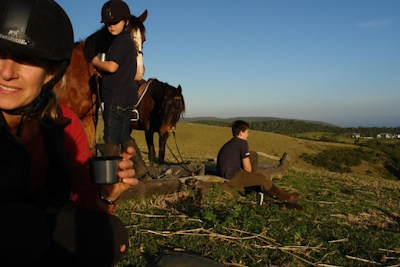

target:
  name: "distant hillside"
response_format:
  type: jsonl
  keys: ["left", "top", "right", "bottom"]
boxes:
{"left": 180, "top": 116, "right": 337, "bottom": 127}
{"left": 127, "top": 121, "right": 399, "bottom": 179}
{"left": 180, "top": 117, "right": 400, "bottom": 137}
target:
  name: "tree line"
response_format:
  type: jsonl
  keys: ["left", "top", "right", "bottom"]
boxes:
{"left": 192, "top": 119, "right": 400, "bottom": 137}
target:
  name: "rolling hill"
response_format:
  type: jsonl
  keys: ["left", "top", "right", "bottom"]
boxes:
{"left": 126, "top": 121, "right": 397, "bottom": 179}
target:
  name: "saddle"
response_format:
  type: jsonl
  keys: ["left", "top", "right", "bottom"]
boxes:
{"left": 132, "top": 78, "right": 153, "bottom": 122}
{"left": 137, "top": 78, "right": 152, "bottom": 97}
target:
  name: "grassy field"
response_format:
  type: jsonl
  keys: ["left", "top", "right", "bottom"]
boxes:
{"left": 102, "top": 122, "right": 390, "bottom": 178}
{"left": 96, "top": 121, "right": 400, "bottom": 266}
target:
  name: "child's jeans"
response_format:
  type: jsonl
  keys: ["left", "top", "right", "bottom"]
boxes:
{"left": 103, "top": 100, "right": 134, "bottom": 145}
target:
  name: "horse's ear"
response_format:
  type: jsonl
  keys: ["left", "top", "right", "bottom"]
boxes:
{"left": 177, "top": 85, "right": 182, "bottom": 94}
{"left": 138, "top": 10, "right": 148, "bottom": 23}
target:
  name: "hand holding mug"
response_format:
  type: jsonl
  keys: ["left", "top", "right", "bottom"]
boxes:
{"left": 89, "top": 156, "right": 122, "bottom": 185}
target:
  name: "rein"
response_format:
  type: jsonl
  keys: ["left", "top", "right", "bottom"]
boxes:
{"left": 160, "top": 98, "right": 193, "bottom": 174}
{"left": 81, "top": 96, "right": 99, "bottom": 120}
{"left": 164, "top": 126, "right": 194, "bottom": 175}
{"left": 95, "top": 74, "right": 104, "bottom": 116}
{"left": 160, "top": 92, "right": 190, "bottom": 172}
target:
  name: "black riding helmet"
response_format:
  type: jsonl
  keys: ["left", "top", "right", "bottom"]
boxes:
{"left": 101, "top": 0, "right": 131, "bottom": 23}
{"left": 0, "top": 0, "right": 74, "bottom": 115}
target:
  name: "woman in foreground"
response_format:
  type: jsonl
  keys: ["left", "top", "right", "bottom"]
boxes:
{"left": 0, "top": 0, "right": 138, "bottom": 266}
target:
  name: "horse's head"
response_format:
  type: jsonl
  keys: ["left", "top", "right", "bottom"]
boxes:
{"left": 161, "top": 83, "right": 186, "bottom": 130}
{"left": 128, "top": 10, "right": 147, "bottom": 81}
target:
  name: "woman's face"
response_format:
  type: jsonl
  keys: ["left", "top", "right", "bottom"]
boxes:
{"left": 0, "top": 49, "right": 54, "bottom": 111}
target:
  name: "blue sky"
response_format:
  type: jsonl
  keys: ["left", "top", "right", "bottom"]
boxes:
{"left": 57, "top": 0, "right": 400, "bottom": 127}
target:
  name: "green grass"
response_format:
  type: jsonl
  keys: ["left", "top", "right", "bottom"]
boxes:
{"left": 122, "top": 122, "right": 392, "bottom": 177}
{"left": 96, "top": 121, "right": 400, "bottom": 266}
{"left": 114, "top": 168, "right": 400, "bottom": 266}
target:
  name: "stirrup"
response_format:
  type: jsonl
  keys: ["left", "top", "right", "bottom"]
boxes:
{"left": 131, "top": 109, "right": 139, "bottom": 122}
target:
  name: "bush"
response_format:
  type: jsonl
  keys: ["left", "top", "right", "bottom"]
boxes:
{"left": 300, "top": 148, "right": 375, "bottom": 173}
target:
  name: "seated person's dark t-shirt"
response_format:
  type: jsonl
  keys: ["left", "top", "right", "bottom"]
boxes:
{"left": 217, "top": 137, "right": 249, "bottom": 180}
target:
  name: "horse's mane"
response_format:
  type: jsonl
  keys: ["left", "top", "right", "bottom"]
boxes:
{"left": 150, "top": 79, "right": 186, "bottom": 114}
{"left": 159, "top": 81, "right": 186, "bottom": 123}
{"left": 82, "top": 27, "right": 112, "bottom": 63}
{"left": 128, "top": 15, "right": 146, "bottom": 38}
{"left": 73, "top": 41, "right": 81, "bottom": 48}
{"left": 127, "top": 15, "right": 146, "bottom": 57}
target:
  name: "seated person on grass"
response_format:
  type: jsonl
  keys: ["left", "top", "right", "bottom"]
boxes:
{"left": 216, "top": 120, "right": 301, "bottom": 203}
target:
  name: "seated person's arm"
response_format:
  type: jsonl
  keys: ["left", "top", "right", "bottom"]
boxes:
{"left": 242, "top": 157, "right": 252, "bottom": 172}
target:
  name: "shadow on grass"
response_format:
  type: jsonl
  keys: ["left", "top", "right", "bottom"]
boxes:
{"left": 384, "top": 164, "right": 400, "bottom": 180}
{"left": 375, "top": 206, "right": 400, "bottom": 232}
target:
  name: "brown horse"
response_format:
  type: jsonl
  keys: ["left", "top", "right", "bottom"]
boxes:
{"left": 54, "top": 10, "right": 147, "bottom": 156}
{"left": 131, "top": 78, "right": 185, "bottom": 166}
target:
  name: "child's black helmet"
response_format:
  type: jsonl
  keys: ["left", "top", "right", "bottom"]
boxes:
{"left": 0, "top": 0, "right": 74, "bottom": 63}
{"left": 101, "top": 0, "right": 131, "bottom": 23}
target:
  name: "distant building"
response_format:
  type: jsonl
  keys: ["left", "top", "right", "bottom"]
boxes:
{"left": 377, "top": 133, "right": 392, "bottom": 139}
{"left": 352, "top": 133, "right": 361, "bottom": 138}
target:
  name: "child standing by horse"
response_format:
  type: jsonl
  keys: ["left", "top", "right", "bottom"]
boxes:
{"left": 92, "top": 0, "right": 150, "bottom": 180}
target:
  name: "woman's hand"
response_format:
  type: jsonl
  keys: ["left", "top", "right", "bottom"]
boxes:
{"left": 99, "top": 146, "right": 139, "bottom": 206}
{"left": 118, "top": 146, "right": 139, "bottom": 187}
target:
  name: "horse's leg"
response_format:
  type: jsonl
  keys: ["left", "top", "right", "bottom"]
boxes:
{"left": 145, "top": 130, "right": 156, "bottom": 166}
{"left": 158, "top": 132, "right": 169, "bottom": 165}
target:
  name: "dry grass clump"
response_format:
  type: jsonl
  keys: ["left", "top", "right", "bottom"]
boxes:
{"left": 331, "top": 211, "right": 399, "bottom": 231}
